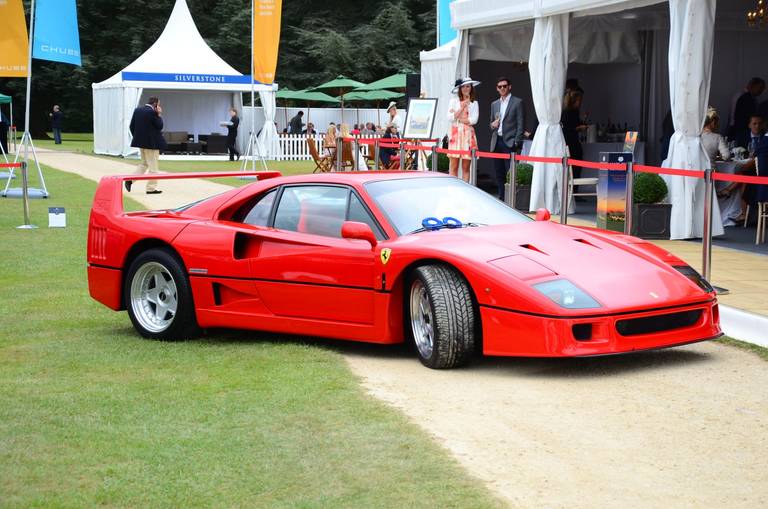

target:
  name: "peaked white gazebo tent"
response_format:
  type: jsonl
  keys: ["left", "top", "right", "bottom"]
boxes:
{"left": 92, "top": 0, "right": 278, "bottom": 157}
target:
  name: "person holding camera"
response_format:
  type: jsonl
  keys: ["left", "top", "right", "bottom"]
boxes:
{"left": 127, "top": 96, "right": 166, "bottom": 194}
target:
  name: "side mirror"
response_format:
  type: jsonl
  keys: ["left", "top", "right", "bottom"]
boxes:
{"left": 535, "top": 208, "right": 551, "bottom": 221}
{"left": 341, "top": 221, "right": 377, "bottom": 249}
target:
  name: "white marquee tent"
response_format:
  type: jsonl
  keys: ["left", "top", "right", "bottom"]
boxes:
{"left": 421, "top": 0, "right": 768, "bottom": 239}
{"left": 92, "top": 0, "right": 279, "bottom": 158}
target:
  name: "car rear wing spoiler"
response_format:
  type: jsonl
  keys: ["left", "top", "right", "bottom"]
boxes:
{"left": 91, "top": 171, "right": 282, "bottom": 216}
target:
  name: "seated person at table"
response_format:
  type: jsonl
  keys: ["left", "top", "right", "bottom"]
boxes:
{"left": 378, "top": 125, "right": 397, "bottom": 168}
{"left": 702, "top": 107, "right": 730, "bottom": 163}
{"left": 324, "top": 124, "right": 337, "bottom": 151}
{"left": 741, "top": 115, "right": 765, "bottom": 156}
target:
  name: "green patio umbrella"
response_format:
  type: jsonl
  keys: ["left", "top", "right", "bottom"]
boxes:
{"left": 312, "top": 75, "right": 366, "bottom": 125}
{"left": 353, "top": 73, "right": 407, "bottom": 92}
{"left": 276, "top": 89, "right": 339, "bottom": 132}
{"left": 343, "top": 89, "right": 405, "bottom": 126}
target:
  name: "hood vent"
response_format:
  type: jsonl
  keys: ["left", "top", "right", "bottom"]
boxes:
{"left": 519, "top": 244, "right": 548, "bottom": 255}
{"left": 573, "top": 238, "right": 600, "bottom": 248}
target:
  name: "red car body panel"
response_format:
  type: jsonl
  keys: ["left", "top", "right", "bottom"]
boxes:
{"left": 87, "top": 171, "right": 721, "bottom": 356}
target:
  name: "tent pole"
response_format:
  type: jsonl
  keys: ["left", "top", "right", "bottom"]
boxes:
{"left": 250, "top": 1, "right": 256, "bottom": 173}
{"left": 16, "top": 0, "right": 38, "bottom": 227}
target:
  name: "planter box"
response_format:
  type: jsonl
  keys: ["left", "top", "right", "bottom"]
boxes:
{"left": 631, "top": 203, "right": 671, "bottom": 239}
{"left": 505, "top": 183, "right": 531, "bottom": 212}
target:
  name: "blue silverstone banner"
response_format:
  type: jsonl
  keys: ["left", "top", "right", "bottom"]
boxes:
{"left": 438, "top": 0, "right": 457, "bottom": 46}
{"left": 32, "top": 0, "right": 82, "bottom": 65}
{"left": 122, "top": 72, "right": 257, "bottom": 85}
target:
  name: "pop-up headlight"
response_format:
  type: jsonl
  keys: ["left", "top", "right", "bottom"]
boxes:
{"left": 533, "top": 279, "right": 601, "bottom": 309}
{"left": 674, "top": 265, "right": 715, "bottom": 293}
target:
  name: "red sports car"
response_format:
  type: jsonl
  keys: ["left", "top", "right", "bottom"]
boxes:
{"left": 87, "top": 171, "right": 721, "bottom": 369}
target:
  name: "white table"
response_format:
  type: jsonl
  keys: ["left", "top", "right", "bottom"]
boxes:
{"left": 715, "top": 160, "right": 750, "bottom": 227}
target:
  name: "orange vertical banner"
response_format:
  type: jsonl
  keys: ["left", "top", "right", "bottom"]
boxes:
{"left": 0, "top": 0, "right": 29, "bottom": 77}
{"left": 252, "top": 0, "right": 282, "bottom": 84}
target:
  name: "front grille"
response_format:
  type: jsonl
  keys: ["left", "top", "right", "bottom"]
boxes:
{"left": 616, "top": 309, "right": 702, "bottom": 336}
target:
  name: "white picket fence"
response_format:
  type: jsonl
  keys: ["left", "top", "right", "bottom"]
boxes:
{"left": 278, "top": 134, "right": 380, "bottom": 161}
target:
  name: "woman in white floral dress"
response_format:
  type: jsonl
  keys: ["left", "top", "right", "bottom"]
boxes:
{"left": 447, "top": 77, "right": 480, "bottom": 182}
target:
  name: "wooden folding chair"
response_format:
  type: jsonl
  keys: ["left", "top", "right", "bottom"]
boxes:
{"left": 341, "top": 141, "right": 356, "bottom": 171}
{"left": 307, "top": 137, "right": 332, "bottom": 173}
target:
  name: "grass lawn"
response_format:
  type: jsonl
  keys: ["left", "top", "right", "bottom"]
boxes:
{"left": 0, "top": 167, "right": 501, "bottom": 507}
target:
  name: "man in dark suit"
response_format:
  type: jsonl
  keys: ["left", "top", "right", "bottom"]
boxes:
{"left": 226, "top": 108, "right": 240, "bottom": 161}
{"left": 128, "top": 96, "right": 165, "bottom": 194}
{"left": 289, "top": 111, "right": 304, "bottom": 134}
{"left": 50, "top": 105, "right": 63, "bottom": 144}
{"left": 729, "top": 77, "right": 765, "bottom": 148}
{"left": 489, "top": 77, "right": 524, "bottom": 200}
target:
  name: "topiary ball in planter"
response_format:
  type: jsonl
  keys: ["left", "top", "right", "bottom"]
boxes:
{"left": 631, "top": 172, "right": 671, "bottom": 239}
{"left": 633, "top": 172, "right": 667, "bottom": 204}
{"left": 504, "top": 163, "right": 533, "bottom": 211}
{"left": 425, "top": 152, "right": 450, "bottom": 173}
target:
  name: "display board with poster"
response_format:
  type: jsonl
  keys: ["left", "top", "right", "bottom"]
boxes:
{"left": 403, "top": 98, "right": 438, "bottom": 140}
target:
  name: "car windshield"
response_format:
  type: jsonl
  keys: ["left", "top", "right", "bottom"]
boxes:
{"left": 364, "top": 176, "right": 531, "bottom": 235}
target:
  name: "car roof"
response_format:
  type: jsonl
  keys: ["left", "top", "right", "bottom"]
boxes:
{"left": 264, "top": 171, "right": 451, "bottom": 187}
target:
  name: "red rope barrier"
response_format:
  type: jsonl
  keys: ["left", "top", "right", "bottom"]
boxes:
{"left": 404, "top": 144, "right": 431, "bottom": 151}
{"left": 515, "top": 154, "right": 562, "bottom": 164}
{"left": 436, "top": 148, "right": 471, "bottom": 157}
{"left": 634, "top": 164, "right": 705, "bottom": 179}
{"left": 341, "top": 137, "right": 437, "bottom": 144}
{"left": 713, "top": 173, "right": 768, "bottom": 185}
{"left": 0, "top": 162, "right": 22, "bottom": 169}
{"left": 476, "top": 151, "right": 511, "bottom": 160}
{"left": 567, "top": 158, "right": 626, "bottom": 171}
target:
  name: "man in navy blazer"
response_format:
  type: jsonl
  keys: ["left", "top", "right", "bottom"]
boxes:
{"left": 489, "top": 77, "right": 525, "bottom": 200}
{"left": 128, "top": 96, "right": 166, "bottom": 194}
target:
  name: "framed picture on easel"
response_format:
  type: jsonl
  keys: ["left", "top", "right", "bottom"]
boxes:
{"left": 403, "top": 98, "right": 438, "bottom": 139}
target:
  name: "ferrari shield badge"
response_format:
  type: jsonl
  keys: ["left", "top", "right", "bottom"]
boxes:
{"left": 380, "top": 248, "right": 392, "bottom": 265}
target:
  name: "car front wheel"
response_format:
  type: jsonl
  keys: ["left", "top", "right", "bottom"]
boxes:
{"left": 408, "top": 264, "right": 476, "bottom": 369}
{"left": 124, "top": 248, "right": 199, "bottom": 340}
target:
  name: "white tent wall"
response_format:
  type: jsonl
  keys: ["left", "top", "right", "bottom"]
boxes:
{"left": 424, "top": 0, "right": 768, "bottom": 169}
{"left": 138, "top": 89, "right": 235, "bottom": 139}
{"left": 93, "top": 87, "right": 124, "bottom": 156}
{"left": 420, "top": 41, "right": 457, "bottom": 142}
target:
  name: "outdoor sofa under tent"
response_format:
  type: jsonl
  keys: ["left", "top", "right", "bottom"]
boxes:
{"left": 92, "top": 0, "right": 279, "bottom": 159}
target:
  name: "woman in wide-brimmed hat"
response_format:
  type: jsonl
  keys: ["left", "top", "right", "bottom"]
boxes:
{"left": 447, "top": 77, "right": 480, "bottom": 182}
{"left": 385, "top": 101, "right": 402, "bottom": 133}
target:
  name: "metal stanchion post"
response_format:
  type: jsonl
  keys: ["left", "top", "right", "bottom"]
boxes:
{"left": 374, "top": 138, "right": 380, "bottom": 170}
{"left": 624, "top": 161, "right": 634, "bottom": 235}
{"left": 336, "top": 136, "right": 343, "bottom": 171}
{"left": 560, "top": 156, "right": 570, "bottom": 224}
{"left": 702, "top": 167, "right": 714, "bottom": 281}
{"left": 399, "top": 141, "right": 406, "bottom": 170}
{"left": 470, "top": 148, "right": 478, "bottom": 186}
{"left": 17, "top": 162, "right": 37, "bottom": 229}
{"left": 353, "top": 137, "right": 360, "bottom": 171}
{"left": 431, "top": 144, "right": 438, "bottom": 172}
{"left": 507, "top": 154, "right": 517, "bottom": 208}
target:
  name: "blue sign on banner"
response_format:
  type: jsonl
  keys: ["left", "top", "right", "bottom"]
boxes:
{"left": 122, "top": 72, "right": 257, "bottom": 85}
{"left": 32, "top": 0, "right": 81, "bottom": 66}
{"left": 438, "top": 0, "right": 457, "bottom": 46}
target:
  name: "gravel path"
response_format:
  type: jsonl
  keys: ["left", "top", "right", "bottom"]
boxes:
{"left": 38, "top": 149, "right": 768, "bottom": 508}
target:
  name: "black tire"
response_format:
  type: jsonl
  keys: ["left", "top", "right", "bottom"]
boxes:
{"left": 407, "top": 264, "right": 476, "bottom": 369}
{"left": 124, "top": 248, "right": 199, "bottom": 340}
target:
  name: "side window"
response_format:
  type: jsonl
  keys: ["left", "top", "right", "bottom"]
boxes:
{"left": 348, "top": 193, "right": 385, "bottom": 240}
{"left": 241, "top": 189, "right": 277, "bottom": 226}
{"left": 274, "top": 186, "right": 349, "bottom": 237}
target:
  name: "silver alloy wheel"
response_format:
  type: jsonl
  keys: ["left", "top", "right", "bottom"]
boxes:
{"left": 130, "top": 261, "right": 178, "bottom": 333}
{"left": 410, "top": 279, "right": 434, "bottom": 359}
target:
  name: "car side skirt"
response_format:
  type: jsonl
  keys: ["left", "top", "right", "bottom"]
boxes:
{"left": 480, "top": 300, "right": 721, "bottom": 357}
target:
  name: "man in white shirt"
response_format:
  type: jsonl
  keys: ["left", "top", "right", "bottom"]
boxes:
{"left": 489, "top": 77, "right": 524, "bottom": 200}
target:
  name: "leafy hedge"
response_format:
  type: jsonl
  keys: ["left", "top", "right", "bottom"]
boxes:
{"left": 633, "top": 172, "right": 668, "bottom": 204}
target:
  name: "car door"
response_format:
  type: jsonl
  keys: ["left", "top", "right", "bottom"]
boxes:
{"left": 243, "top": 184, "right": 381, "bottom": 325}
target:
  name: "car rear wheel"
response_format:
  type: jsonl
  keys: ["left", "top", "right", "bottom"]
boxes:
{"left": 408, "top": 264, "right": 476, "bottom": 369}
{"left": 124, "top": 248, "right": 199, "bottom": 340}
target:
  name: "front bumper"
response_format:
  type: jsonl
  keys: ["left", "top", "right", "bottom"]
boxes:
{"left": 480, "top": 300, "right": 721, "bottom": 357}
